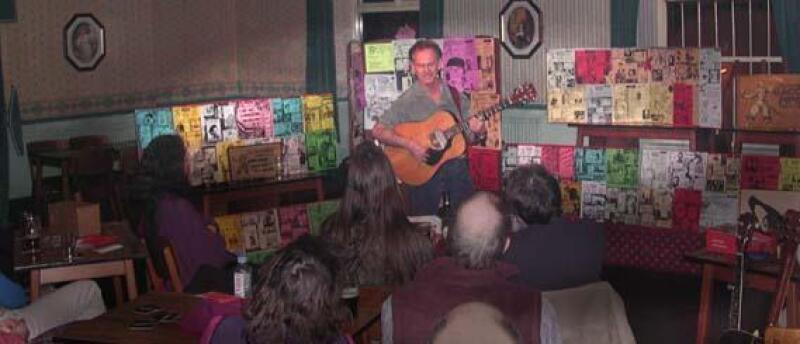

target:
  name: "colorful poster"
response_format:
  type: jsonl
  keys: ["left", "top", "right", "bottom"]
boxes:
{"left": 172, "top": 105, "right": 202, "bottom": 148}
{"left": 645, "top": 83, "right": 673, "bottom": 126}
{"left": 503, "top": 145, "right": 518, "bottom": 171}
{"left": 188, "top": 146, "right": 218, "bottom": 186}
{"left": 282, "top": 134, "right": 308, "bottom": 176}
{"left": 393, "top": 39, "right": 417, "bottom": 92}
{"left": 667, "top": 151, "right": 707, "bottom": 190}
{"left": 235, "top": 99, "right": 271, "bottom": 140}
{"left": 560, "top": 180, "right": 582, "bottom": 219}
{"left": 516, "top": 144, "right": 542, "bottom": 166}
{"left": 201, "top": 102, "right": 237, "bottom": 142}
{"left": 574, "top": 148, "right": 606, "bottom": 181}
{"left": 467, "top": 147, "right": 502, "bottom": 192}
{"left": 272, "top": 98, "right": 290, "bottom": 137}
{"left": 135, "top": 108, "right": 174, "bottom": 150}
{"left": 706, "top": 154, "right": 740, "bottom": 193}
{"left": 605, "top": 187, "right": 639, "bottom": 225}
{"left": 673, "top": 82, "right": 694, "bottom": 127}
{"left": 241, "top": 210, "right": 281, "bottom": 251}
{"left": 638, "top": 187, "right": 673, "bottom": 228}
{"left": 612, "top": 84, "right": 649, "bottom": 125}
{"left": 735, "top": 74, "right": 800, "bottom": 131}
{"left": 585, "top": 85, "right": 613, "bottom": 125}
{"left": 442, "top": 38, "right": 478, "bottom": 94}
{"left": 606, "top": 149, "right": 638, "bottom": 188}
{"left": 580, "top": 181, "right": 607, "bottom": 222}
{"left": 241, "top": 212, "right": 261, "bottom": 251}
{"left": 575, "top": 50, "right": 611, "bottom": 85}
{"left": 201, "top": 106, "right": 223, "bottom": 145}
{"left": 672, "top": 189, "right": 702, "bottom": 231}
{"left": 215, "top": 215, "right": 243, "bottom": 253}
{"left": 474, "top": 37, "right": 498, "bottom": 93}
{"left": 303, "top": 94, "right": 336, "bottom": 133}
{"left": 305, "top": 130, "right": 337, "bottom": 172}
{"left": 364, "top": 74, "right": 400, "bottom": 130}
{"left": 609, "top": 49, "right": 649, "bottom": 84}
{"left": 471, "top": 92, "right": 502, "bottom": 149}
{"left": 548, "top": 87, "right": 586, "bottom": 123}
{"left": 780, "top": 158, "right": 800, "bottom": 191}
{"left": 364, "top": 42, "right": 394, "bottom": 73}
{"left": 697, "top": 83, "right": 722, "bottom": 128}
{"left": 540, "top": 145, "right": 575, "bottom": 180}
{"left": 649, "top": 49, "right": 676, "bottom": 84}
{"left": 282, "top": 98, "right": 304, "bottom": 135}
{"left": 308, "top": 200, "right": 340, "bottom": 237}
{"left": 640, "top": 150, "right": 671, "bottom": 189}
{"left": 215, "top": 140, "right": 240, "bottom": 183}
{"left": 278, "top": 205, "right": 310, "bottom": 247}
{"left": 700, "top": 192, "right": 739, "bottom": 232}
{"left": 740, "top": 155, "right": 780, "bottom": 190}
{"left": 673, "top": 48, "right": 699, "bottom": 82}
{"left": 699, "top": 49, "right": 721, "bottom": 86}
{"left": 547, "top": 49, "right": 576, "bottom": 89}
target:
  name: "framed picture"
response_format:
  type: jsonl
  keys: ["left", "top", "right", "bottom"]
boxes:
{"left": 64, "top": 14, "right": 105, "bottom": 71}
{"left": 499, "top": 0, "right": 543, "bottom": 59}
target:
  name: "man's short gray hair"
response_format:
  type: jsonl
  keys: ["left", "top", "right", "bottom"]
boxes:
{"left": 447, "top": 192, "right": 510, "bottom": 269}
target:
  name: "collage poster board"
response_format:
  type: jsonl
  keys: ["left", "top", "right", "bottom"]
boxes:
{"left": 546, "top": 48, "right": 722, "bottom": 128}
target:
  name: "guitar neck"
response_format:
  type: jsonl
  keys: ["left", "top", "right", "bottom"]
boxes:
{"left": 468, "top": 97, "right": 515, "bottom": 122}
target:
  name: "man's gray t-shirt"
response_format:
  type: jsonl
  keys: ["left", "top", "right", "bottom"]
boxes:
{"left": 379, "top": 82, "right": 471, "bottom": 128}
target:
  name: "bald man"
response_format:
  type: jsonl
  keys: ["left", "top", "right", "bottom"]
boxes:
{"left": 384, "top": 192, "right": 561, "bottom": 344}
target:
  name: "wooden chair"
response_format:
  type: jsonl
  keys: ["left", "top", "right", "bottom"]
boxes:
{"left": 144, "top": 239, "right": 183, "bottom": 293}
{"left": 68, "top": 135, "right": 109, "bottom": 149}
{"left": 27, "top": 139, "right": 70, "bottom": 217}
{"left": 71, "top": 147, "right": 123, "bottom": 220}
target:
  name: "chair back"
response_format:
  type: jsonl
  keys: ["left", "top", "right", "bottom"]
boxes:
{"left": 69, "top": 135, "right": 109, "bottom": 149}
{"left": 26, "top": 139, "right": 69, "bottom": 154}
{"left": 144, "top": 237, "right": 184, "bottom": 293}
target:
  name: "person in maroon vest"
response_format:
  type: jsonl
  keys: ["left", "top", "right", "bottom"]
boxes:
{"left": 384, "top": 192, "right": 561, "bottom": 344}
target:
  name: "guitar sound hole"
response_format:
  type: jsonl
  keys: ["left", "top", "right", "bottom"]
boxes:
{"left": 429, "top": 131, "right": 447, "bottom": 151}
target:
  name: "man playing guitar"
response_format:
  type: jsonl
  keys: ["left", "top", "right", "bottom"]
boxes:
{"left": 371, "top": 40, "right": 485, "bottom": 216}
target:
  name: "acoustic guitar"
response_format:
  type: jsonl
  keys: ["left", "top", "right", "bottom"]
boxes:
{"left": 384, "top": 84, "right": 537, "bottom": 186}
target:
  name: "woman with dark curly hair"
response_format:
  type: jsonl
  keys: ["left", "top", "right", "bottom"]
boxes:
{"left": 130, "top": 134, "right": 234, "bottom": 293}
{"left": 321, "top": 141, "right": 433, "bottom": 286}
{"left": 209, "top": 235, "right": 350, "bottom": 344}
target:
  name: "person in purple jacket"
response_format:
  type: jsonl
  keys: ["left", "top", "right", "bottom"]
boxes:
{"left": 132, "top": 134, "right": 234, "bottom": 293}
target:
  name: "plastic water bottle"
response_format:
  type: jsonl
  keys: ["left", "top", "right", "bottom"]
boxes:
{"left": 233, "top": 254, "right": 252, "bottom": 298}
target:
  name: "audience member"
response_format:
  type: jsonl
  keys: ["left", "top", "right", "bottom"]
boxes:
{"left": 131, "top": 134, "right": 234, "bottom": 293}
{"left": 430, "top": 302, "right": 520, "bottom": 344}
{"left": 0, "top": 274, "right": 105, "bottom": 341}
{"left": 502, "top": 165, "right": 604, "bottom": 291}
{"left": 384, "top": 192, "right": 560, "bottom": 344}
{"left": 210, "top": 235, "right": 350, "bottom": 344}
{"left": 322, "top": 141, "right": 433, "bottom": 286}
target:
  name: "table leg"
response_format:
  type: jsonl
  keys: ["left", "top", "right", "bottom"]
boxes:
{"left": 30, "top": 270, "right": 41, "bottom": 301}
{"left": 124, "top": 260, "right": 138, "bottom": 301}
{"left": 113, "top": 276, "right": 124, "bottom": 306}
{"left": 696, "top": 264, "right": 714, "bottom": 344}
{"left": 788, "top": 283, "right": 799, "bottom": 327}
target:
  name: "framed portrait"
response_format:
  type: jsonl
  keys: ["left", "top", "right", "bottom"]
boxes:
{"left": 499, "top": 0, "right": 543, "bottom": 59}
{"left": 64, "top": 14, "right": 105, "bottom": 71}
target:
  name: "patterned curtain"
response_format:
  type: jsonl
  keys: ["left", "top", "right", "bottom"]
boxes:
{"left": 772, "top": 0, "right": 800, "bottom": 72}
{"left": 610, "top": 0, "right": 639, "bottom": 47}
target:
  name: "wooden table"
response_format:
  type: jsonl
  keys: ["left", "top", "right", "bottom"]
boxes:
{"left": 687, "top": 249, "right": 800, "bottom": 344}
{"left": 14, "top": 222, "right": 146, "bottom": 304}
{"left": 199, "top": 173, "right": 325, "bottom": 217}
{"left": 54, "top": 292, "right": 199, "bottom": 344}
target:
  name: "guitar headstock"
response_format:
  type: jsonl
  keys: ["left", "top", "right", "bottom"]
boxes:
{"left": 508, "top": 83, "right": 538, "bottom": 105}
{"left": 783, "top": 209, "right": 800, "bottom": 243}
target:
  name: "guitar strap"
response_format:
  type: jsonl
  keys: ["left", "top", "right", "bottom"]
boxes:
{"left": 448, "top": 86, "right": 481, "bottom": 145}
